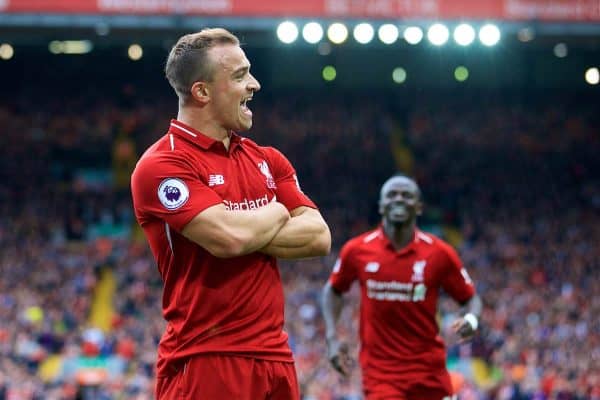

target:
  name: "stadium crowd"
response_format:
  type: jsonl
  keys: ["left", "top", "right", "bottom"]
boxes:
{"left": 0, "top": 90, "right": 598, "bottom": 399}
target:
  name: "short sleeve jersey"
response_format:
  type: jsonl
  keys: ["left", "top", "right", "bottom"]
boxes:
{"left": 131, "top": 120, "right": 316, "bottom": 376}
{"left": 329, "top": 227, "right": 475, "bottom": 379}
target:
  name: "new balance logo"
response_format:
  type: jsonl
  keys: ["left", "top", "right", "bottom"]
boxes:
{"left": 365, "top": 262, "right": 380, "bottom": 273}
{"left": 208, "top": 174, "right": 225, "bottom": 187}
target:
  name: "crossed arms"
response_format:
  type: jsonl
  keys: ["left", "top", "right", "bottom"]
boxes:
{"left": 181, "top": 202, "right": 331, "bottom": 259}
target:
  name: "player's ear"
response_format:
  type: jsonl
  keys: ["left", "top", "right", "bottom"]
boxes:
{"left": 416, "top": 200, "right": 423, "bottom": 216}
{"left": 190, "top": 81, "right": 210, "bottom": 105}
{"left": 378, "top": 199, "right": 385, "bottom": 216}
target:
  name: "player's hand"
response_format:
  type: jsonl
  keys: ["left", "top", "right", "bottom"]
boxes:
{"left": 326, "top": 337, "right": 352, "bottom": 377}
{"left": 451, "top": 315, "right": 477, "bottom": 343}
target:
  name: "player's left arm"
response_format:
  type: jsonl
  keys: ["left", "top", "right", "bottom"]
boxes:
{"left": 260, "top": 205, "right": 331, "bottom": 259}
{"left": 440, "top": 243, "right": 482, "bottom": 341}
{"left": 258, "top": 147, "right": 331, "bottom": 259}
{"left": 452, "top": 293, "right": 482, "bottom": 342}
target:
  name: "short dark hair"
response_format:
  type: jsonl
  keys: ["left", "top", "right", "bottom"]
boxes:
{"left": 380, "top": 173, "right": 422, "bottom": 200}
{"left": 165, "top": 28, "right": 240, "bottom": 101}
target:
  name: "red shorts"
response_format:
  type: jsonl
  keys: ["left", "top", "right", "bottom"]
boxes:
{"left": 364, "top": 369, "right": 454, "bottom": 400}
{"left": 155, "top": 354, "right": 300, "bottom": 400}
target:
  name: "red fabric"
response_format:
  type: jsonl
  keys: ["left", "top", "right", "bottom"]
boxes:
{"left": 6, "top": 0, "right": 600, "bottom": 22}
{"left": 363, "top": 368, "right": 453, "bottom": 399}
{"left": 155, "top": 354, "right": 299, "bottom": 400}
{"left": 329, "top": 227, "right": 475, "bottom": 392}
{"left": 364, "top": 370, "right": 453, "bottom": 399}
{"left": 131, "top": 120, "right": 316, "bottom": 377}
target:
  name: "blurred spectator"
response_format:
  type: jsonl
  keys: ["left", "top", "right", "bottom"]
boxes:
{"left": 0, "top": 91, "right": 598, "bottom": 399}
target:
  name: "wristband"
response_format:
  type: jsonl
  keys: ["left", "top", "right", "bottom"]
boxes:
{"left": 463, "top": 313, "right": 478, "bottom": 331}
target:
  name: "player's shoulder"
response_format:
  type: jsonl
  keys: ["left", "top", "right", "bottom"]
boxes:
{"left": 132, "top": 137, "right": 193, "bottom": 177}
{"left": 238, "top": 135, "right": 258, "bottom": 148}
{"left": 415, "top": 230, "right": 446, "bottom": 247}
{"left": 415, "top": 230, "right": 460, "bottom": 259}
{"left": 341, "top": 228, "right": 382, "bottom": 253}
{"left": 243, "top": 139, "right": 286, "bottom": 159}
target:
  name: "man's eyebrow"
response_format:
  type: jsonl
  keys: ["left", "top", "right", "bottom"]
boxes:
{"left": 232, "top": 65, "right": 250, "bottom": 76}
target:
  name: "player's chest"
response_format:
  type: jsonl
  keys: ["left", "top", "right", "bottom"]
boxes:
{"left": 357, "top": 251, "right": 440, "bottom": 303}
{"left": 194, "top": 151, "right": 277, "bottom": 203}
{"left": 357, "top": 251, "right": 439, "bottom": 286}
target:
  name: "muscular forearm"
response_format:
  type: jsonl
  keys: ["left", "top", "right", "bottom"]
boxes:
{"left": 182, "top": 202, "right": 290, "bottom": 258}
{"left": 231, "top": 202, "right": 293, "bottom": 255}
{"left": 260, "top": 207, "right": 331, "bottom": 259}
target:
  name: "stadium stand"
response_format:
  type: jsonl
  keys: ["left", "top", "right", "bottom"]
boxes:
{"left": 0, "top": 87, "right": 598, "bottom": 399}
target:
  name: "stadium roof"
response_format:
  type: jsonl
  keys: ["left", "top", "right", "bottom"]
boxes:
{"left": 1, "top": 0, "right": 598, "bottom": 90}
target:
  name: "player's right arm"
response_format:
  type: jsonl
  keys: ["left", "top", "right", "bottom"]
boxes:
{"left": 321, "top": 247, "right": 358, "bottom": 376}
{"left": 322, "top": 280, "right": 345, "bottom": 344}
{"left": 181, "top": 202, "right": 289, "bottom": 258}
{"left": 131, "top": 152, "right": 289, "bottom": 259}
{"left": 321, "top": 281, "right": 351, "bottom": 376}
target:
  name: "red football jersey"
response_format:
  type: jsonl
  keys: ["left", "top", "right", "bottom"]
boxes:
{"left": 329, "top": 227, "right": 475, "bottom": 381}
{"left": 131, "top": 120, "right": 316, "bottom": 376}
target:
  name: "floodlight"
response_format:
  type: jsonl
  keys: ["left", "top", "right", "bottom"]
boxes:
{"left": 454, "top": 24, "right": 475, "bottom": 46}
{"left": 353, "top": 23, "right": 374, "bottom": 44}
{"left": 392, "top": 67, "right": 407, "bottom": 84}
{"left": 0, "top": 43, "right": 13, "bottom": 60}
{"left": 479, "top": 24, "right": 500, "bottom": 46}
{"left": 128, "top": 44, "right": 143, "bottom": 60}
{"left": 518, "top": 27, "right": 534, "bottom": 42}
{"left": 403, "top": 26, "right": 423, "bottom": 45}
{"left": 454, "top": 66, "right": 469, "bottom": 81}
{"left": 303, "top": 22, "right": 324, "bottom": 44}
{"left": 63, "top": 40, "right": 92, "bottom": 54}
{"left": 553, "top": 43, "right": 568, "bottom": 58}
{"left": 322, "top": 65, "right": 337, "bottom": 81}
{"left": 328, "top": 23, "right": 349, "bottom": 44}
{"left": 585, "top": 67, "right": 599, "bottom": 85}
{"left": 427, "top": 23, "right": 449, "bottom": 46}
{"left": 378, "top": 24, "right": 399, "bottom": 44}
{"left": 277, "top": 21, "right": 299, "bottom": 44}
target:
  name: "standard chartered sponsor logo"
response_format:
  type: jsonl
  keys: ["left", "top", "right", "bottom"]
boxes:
{"left": 366, "top": 279, "right": 427, "bottom": 302}
{"left": 367, "top": 291, "right": 412, "bottom": 301}
{"left": 223, "top": 194, "right": 270, "bottom": 210}
{"left": 367, "top": 279, "right": 412, "bottom": 290}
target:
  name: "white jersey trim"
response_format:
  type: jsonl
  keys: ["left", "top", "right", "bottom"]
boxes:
{"left": 169, "top": 134, "right": 175, "bottom": 151}
{"left": 165, "top": 222, "right": 173, "bottom": 254}
{"left": 363, "top": 229, "right": 381, "bottom": 243}
{"left": 171, "top": 121, "right": 198, "bottom": 137}
{"left": 417, "top": 231, "right": 433, "bottom": 244}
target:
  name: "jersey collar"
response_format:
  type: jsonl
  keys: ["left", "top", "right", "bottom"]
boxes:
{"left": 378, "top": 225, "right": 421, "bottom": 255}
{"left": 168, "top": 119, "right": 243, "bottom": 152}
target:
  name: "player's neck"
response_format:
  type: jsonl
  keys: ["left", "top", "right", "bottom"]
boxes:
{"left": 382, "top": 220, "right": 415, "bottom": 250}
{"left": 177, "top": 108, "right": 231, "bottom": 149}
